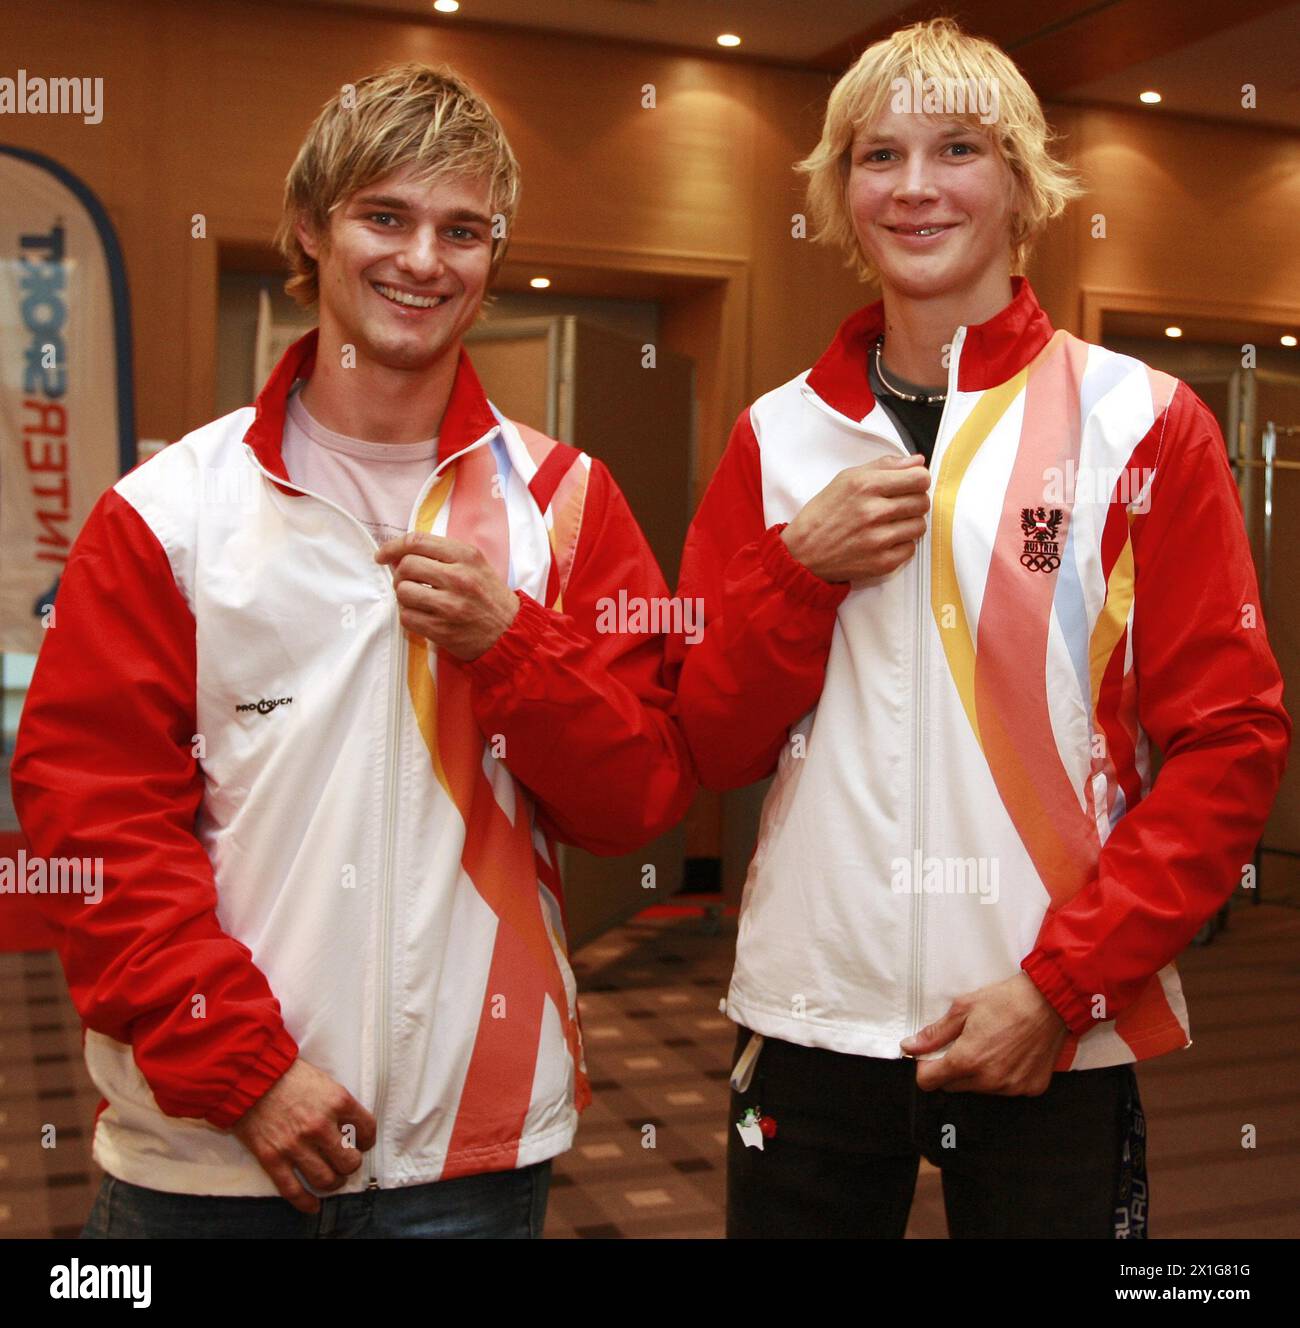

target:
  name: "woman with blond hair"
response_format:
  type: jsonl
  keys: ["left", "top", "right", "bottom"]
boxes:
{"left": 671, "top": 18, "right": 1289, "bottom": 1238}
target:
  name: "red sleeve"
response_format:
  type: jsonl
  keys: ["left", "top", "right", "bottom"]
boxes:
{"left": 462, "top": 457, "right": 696, "bottom": 856}
{"left": 9, "top": 486, "right": 298, "bottom": 1128}
{"left": 666, "top": 408, "right": 849, "bottom": 790}
{"left": 1022, "top": 387, "right": 1292, "bottom": 1034}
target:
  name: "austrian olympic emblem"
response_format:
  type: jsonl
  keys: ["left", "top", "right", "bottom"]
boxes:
{"left": 1019, "top": 507, "right": 1064, "bottom": 573}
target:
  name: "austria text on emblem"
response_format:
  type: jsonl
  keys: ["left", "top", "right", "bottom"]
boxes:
{"left": 1019, "top": 507, "right": 1064, "bottom": 573}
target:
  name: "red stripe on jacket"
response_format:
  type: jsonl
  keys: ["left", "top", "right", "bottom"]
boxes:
{"left": 10, "top": 487, "right": 299, "bottom": 1128}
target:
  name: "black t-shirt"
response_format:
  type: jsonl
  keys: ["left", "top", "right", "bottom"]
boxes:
{"left": 867, "top": 351, "right": 944, "bottom": 466}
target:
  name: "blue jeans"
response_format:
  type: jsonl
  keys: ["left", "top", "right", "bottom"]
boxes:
{"left": 81, "top": 1161, "right": 552, "bottom": 1239}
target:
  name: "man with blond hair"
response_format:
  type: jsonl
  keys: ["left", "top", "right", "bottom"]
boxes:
{"left": 670, "top": 18, "right": 1289, "bottom": 1237}
{"left": 14, "top": 63, "right": 695, "bottom": 1238}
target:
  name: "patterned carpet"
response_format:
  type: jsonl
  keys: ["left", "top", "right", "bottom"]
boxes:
{"left": 2, "top": 898, "right": 1297, "bottom": 1238}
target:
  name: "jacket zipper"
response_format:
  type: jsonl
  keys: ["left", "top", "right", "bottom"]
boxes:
{"left": 360, "top": 432, "right": 498, "bottom": 1190}
{"left": 801, "top": 340, "right": 965, "bottom": 1043}
{"left": 369, "top": 600, "right": 404, "bottom": 1188}
{"left": 244, "top": 424, "right": 498, "bottom": 1191}
{"left": 905, "top": 329, "right": 964, "bottom": 1043}
{"left": 907, "top": 506, "right": 929, "bottom": 1040}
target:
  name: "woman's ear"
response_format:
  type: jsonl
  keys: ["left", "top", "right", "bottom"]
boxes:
{"left": 1006, "top": 176, "right": 1026, "bottom": 240}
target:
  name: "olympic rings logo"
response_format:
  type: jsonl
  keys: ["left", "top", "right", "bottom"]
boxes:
{"left": 1020, "top": 550, "right": 1061, "bottom": 573}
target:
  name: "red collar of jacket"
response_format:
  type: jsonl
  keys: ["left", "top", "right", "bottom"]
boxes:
{"left": 242, "top": 326, "right": 500, "bottom": 483}
{"left": 805, "top": 275, "right": 1055, "bottom": 422}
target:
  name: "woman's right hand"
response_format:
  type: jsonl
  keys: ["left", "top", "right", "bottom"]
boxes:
{"left": 782, "top": 453, "right": 931, "bottom": 583}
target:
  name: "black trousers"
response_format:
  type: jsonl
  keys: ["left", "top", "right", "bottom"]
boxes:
{"left": 726, "top": 1026, "right": 1148, "bottom": 1239}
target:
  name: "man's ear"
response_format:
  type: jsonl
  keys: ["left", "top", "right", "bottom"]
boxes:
{"left": 294, "top": 213, "right": 322, "bottom": 262}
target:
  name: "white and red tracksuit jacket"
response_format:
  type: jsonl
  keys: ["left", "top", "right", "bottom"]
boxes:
{"left": 11, "top": 329, "right": 696, "bottom": 1195}
{"left": 669, "top": 276, "right": 1291, "bottom": 1069}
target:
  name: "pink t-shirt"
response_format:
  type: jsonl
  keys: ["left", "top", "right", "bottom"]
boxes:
{"left": 281, "top": 385, "right": 438, "bottom": 545}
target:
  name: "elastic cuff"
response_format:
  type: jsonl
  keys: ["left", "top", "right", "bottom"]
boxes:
{"left": 1021, "top": 950, "right": 1096, "bottom": 1038}
{"left": 462, "top": 591, "right": 549, "bottom": 686}
{"left": 206, "top": 1024, "right": 299, "bottom": 1130}
{"left": 760, "top": 525, "right": 851, "bottom": 609}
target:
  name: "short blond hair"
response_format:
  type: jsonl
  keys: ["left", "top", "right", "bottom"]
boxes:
{"left": 276, "top": 63, "right": 521, "bottom": 308}
{"left": 797, "top": 17, "right": 1083, "bottom": 285}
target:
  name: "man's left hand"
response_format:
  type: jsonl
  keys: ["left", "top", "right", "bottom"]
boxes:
{"left": 375, "top": 532, "right": 519, "bottom": 662}
{"left": 900, "top": 972, "right": 1070, "bottom": 1095}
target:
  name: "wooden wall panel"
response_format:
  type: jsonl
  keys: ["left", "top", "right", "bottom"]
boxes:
{"left": 1051, "top": 105, "right": 1300, "bottom": 331}
{"left": 3, "top": 1, "right": 1296, "bottom": 481}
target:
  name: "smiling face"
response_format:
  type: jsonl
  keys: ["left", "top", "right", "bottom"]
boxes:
{"left": 296, "top": 162, "right": 494, "bottom": 374}
{"left": 847, "top": 106, "right": 1018, "bottom": 303}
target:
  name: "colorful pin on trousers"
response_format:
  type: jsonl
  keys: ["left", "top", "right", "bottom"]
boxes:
{"left": 736, "top": 1106, "right": 777, "bottom": 1149}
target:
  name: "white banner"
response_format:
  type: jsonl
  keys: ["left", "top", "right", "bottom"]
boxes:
{"left": 0, "top": 145, "right": 133, "bottom": 652}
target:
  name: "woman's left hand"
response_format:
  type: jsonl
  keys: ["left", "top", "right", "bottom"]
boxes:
{"left": 900, "top": 972, "right": 1070, "bottom": 1095}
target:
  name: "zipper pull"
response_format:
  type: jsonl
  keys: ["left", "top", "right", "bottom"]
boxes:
{"left": 729, "top": 1033, "right": 764, "bottom": 1093}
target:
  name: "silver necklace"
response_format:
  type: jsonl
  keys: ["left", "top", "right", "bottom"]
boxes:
{"left": 873, "top": 336, "right": 947, "bottom": 405}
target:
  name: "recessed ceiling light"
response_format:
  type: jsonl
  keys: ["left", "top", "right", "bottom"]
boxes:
{"left": 1139, "top": 90, "right": 1162, "bottom": 104}
{"left": 1282, "top": 335, "right": 1298, "bottom": 347}
{"left": 717, "top": 34, "right": 742, "bottom": 48}
{"left": 529, "top": 277, "right": 551, "bottom": 289}
{"left": 433, "top": 1, "right": 459, "bottom": 14}
{"left": 1164, "top": 326, "right": 1182, "bottom": 338}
